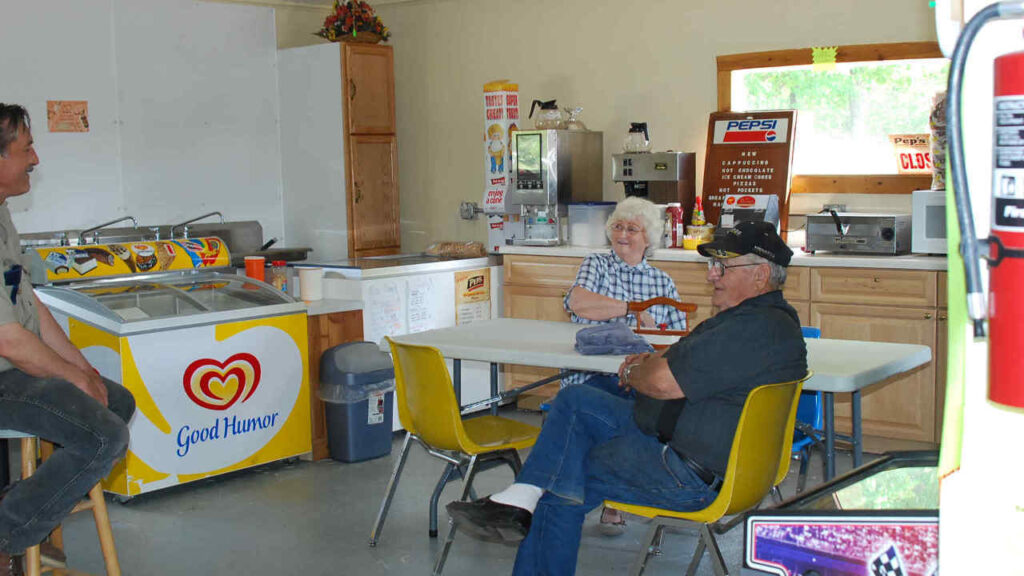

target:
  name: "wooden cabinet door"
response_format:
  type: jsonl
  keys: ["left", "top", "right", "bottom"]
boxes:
{"left": 935, "top": 307, "right": 948, "bottom": 440}
{"left": 307, "top": 310, "right": 364, "bottom": 461}
{"left": 348, "top": 134, "right": 399, "bottom": 255}
{"left": 810, "top": 302, "right": 937, "bottom": 442}
{"left": 343, "top": 44, "right": 395, "bottom": 134}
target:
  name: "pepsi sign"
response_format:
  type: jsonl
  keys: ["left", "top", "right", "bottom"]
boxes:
{"left": 713, "top": 118, "right": 789, "bottom": 145}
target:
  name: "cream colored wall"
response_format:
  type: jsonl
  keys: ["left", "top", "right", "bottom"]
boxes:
{"left": 278, "top": 0, "right": 938, "bottom": 252}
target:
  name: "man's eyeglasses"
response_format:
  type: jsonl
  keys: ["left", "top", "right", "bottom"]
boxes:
{"left": 610, "top": 222, "right": 644, "bottom": 236}
{"left": 707, "top": 259, "right": 761, "bottom": 276}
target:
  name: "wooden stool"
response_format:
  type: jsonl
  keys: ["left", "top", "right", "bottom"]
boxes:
{"left": 0, "top": 431, "right": 120, "bottom": 576}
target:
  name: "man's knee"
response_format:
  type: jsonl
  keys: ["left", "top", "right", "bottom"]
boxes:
{"left": 552, "top": 384, "right": 603, "bottom": 411}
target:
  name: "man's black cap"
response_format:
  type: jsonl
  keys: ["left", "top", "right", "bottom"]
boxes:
{"left": 697, "top": 221, "right": 793, "bottom": 267}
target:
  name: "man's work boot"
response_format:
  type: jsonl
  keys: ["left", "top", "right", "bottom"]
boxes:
{"left": 0, "top": 551, "right": 24, "bottom": 576}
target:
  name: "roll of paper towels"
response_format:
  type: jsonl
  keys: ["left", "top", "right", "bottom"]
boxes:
{"left": 298, "top": 267, "right": 324, "bottom": 301}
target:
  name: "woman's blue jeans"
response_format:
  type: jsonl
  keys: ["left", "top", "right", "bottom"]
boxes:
{"left": 512, "top": 385, "right": 717, "bottom": 575}
{"left": 0, "top": 370, "right": 134, "bottom": 554}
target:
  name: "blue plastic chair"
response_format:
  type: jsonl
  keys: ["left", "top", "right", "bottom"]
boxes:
{"left": 791, "top": 326, "right": 825, "bottom": 493}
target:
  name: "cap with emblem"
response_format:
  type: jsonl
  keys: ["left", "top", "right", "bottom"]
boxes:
{"left": 697, "top": 221, "right": 793, "bottom": 267}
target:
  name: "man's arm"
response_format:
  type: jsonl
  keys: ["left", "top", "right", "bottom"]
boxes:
{"left": 618, "top": 349, "right": 683, "bottom": 399}
{"left": 0, "top": 295, "right": 108, "bottom": 405}
{"left": 34, "top": 293, "right": 95, "bottom": 373}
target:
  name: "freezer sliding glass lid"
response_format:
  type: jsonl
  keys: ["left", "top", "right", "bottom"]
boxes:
{"left": 36, "top": 271, "right": 296, "bottom": 323}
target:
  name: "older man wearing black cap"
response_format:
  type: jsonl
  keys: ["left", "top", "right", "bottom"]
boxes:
{"left": 447, "top": 220, "right": 808, "bottom": 575}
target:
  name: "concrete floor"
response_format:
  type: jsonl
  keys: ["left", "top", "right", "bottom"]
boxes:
{"left": 53, "top": 409, "right": 863, "bottom": 576}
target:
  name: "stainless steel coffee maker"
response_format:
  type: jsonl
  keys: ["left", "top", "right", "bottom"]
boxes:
{"left": 504, "top": 129, "right": 604, "bottom": 246}
{"left": 612, "top": 151, "right": 697, "bottom": 225}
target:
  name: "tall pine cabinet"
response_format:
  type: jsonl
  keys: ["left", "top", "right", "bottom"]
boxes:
{"left": 279, "top": 42, "right": 400, "bottom": 261}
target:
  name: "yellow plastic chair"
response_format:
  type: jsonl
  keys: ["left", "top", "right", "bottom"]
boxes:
{"left": 605, "top": 374, "right": 808, "bottom": 576}
{"left": 770, "top": 370, "right": 814, "bottom": 504}
{"left": 370, "top": 337, "right": 540, "bottom": 575}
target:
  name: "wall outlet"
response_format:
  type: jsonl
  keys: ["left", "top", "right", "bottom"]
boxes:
{"left": 822, "top": 203, "right": 847, "bottom": 213}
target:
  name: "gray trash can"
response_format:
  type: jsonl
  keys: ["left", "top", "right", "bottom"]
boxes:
{"left": 318, "top": 341, "right": 396, "bottom": 463}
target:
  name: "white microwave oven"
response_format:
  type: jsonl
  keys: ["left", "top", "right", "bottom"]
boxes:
{"left": 912, "top": 189, "right": 948, "bottom": 254}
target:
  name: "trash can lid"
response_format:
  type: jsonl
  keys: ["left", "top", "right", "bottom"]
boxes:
{"left": 320, "top": 341, "right": 395, "bottom": 385}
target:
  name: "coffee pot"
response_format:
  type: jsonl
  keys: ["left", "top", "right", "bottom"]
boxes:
{"left": 530, "top": 99, "right": 564, "bottom": 130}
{"left": 624, "top": 122, "right": 651, "bottom": 153}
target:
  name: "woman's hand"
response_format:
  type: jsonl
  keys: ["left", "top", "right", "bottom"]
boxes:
{"left": 637, "top": 310, "right": 656, "bottom": 327}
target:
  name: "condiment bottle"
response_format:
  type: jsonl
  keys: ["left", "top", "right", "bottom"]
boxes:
{"left": 269, "top": 260, "right": 289, "bottom": 292}
{"left": 665, "top": 203, "right": 683, "bottom": 248}
{"left": 692, "top": 196, "right": 706, "bottom": 226}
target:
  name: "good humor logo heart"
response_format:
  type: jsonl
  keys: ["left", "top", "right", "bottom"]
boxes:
{"left": 183, "top": 353, "right": 261, "bottom": 411}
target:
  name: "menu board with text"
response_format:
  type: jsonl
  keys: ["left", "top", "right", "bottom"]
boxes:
{"left": 701, "top": 110, "right": 797, "bottom": 237}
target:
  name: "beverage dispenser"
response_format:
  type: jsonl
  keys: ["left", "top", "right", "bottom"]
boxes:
{"left": 508, "top": 129, "right": 604, "bottom": 245}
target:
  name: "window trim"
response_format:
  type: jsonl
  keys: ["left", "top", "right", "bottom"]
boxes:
{"left": 717, "top": 42, "right": 943, "bottom": 195}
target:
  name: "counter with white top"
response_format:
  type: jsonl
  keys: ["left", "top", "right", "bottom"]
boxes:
{"left": 303, "top": 298, "right": 363, "bottom": 316}
{"left": 498, "top": 244, "right": 949, "bottom": 445}
{"left": 496, "top": 245, "right": 948, "bottom": 271}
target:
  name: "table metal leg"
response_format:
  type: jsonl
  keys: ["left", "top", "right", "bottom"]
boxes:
{"left": 824, "top": 392, "right": 836, "bottom": 481}
{"left": 852, "top": 390, "right": 863, "bottom": 468}
{"left": 490, "top": 362, "right": 499, "bottom": 416}
{"left": 452, "top": 359, "right": 462, "bottom": 406}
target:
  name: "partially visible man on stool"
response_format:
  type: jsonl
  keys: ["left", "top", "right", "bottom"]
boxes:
{"left": 448, "top": 221, "right": 807, "bottom": 575}
{"left": 0, "top": 104, "right": 135, "bottom": 575}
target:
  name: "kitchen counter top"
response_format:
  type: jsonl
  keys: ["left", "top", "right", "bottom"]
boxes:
{"left": 300, "top": 255, "right": 496, "bottom": 279}
{"left": 303, "top": 298, "right": 363, "bottom": 316}
{"left": 496, "top": 245, "right": 948, "bottom": 271}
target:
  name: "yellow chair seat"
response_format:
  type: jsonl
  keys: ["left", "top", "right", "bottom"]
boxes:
{"left": 461, "top": 415, "right": 539, "bottom": 454}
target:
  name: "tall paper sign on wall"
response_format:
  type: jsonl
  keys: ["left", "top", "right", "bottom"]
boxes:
{"left": 483, "top": 80, "right": 519, "bottom": 215}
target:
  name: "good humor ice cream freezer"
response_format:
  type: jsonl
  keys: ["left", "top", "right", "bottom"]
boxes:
{"left": 28, "top": 238, "right": 310, "bottom": 497}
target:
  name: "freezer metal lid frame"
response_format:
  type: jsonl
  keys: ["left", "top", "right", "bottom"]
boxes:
{"left": 36, "top": 270, "right": 306, "bottom": 336}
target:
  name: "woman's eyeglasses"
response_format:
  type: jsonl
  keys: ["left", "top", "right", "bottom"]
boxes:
{"left": 707, "top": 259, "right": 761, "bottom": 276}
{"left": 610, "top": 223, "right": 644, "bottom": 236}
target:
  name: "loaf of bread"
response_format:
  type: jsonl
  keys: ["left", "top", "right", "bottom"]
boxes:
{"left": 425, "top": 241, "right": 487, "bottom": 259}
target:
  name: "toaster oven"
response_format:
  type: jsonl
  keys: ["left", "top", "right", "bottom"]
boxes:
{"left": 805, "top": 212, "right": 911, "bottom": 255}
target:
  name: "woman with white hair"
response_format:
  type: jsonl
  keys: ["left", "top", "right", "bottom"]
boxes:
{"left": 562, "top": 196, "right": 688, "bottom": 535}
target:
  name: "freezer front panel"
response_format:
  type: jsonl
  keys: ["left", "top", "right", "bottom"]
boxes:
{"left": 65, "top": 313, "right": 311, "bottom": 496}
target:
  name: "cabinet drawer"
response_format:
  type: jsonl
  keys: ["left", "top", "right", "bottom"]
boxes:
{"left": 812, "top": 268, "right": 937, "bottom": 307}
{"left": 659, "top": 261, "right": 714, "bottom": 298}
{"left": 783, "top": 265, "right": 810, "bottom": 302}
{"left": 503, "top": 255, "right": 581, "bottom": 287}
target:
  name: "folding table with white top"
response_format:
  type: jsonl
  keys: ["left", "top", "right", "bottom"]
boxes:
{"left": 388, "top": 318, "right": 931, "bottom": 481}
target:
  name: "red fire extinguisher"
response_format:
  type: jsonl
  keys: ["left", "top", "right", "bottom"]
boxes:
{"left": 989, "top": 50, "right": 1024, "bottom": 408}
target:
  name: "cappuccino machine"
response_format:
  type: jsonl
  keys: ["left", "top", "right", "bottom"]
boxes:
{"left": 486, "top": 129, "right": 604, "bottom": 248}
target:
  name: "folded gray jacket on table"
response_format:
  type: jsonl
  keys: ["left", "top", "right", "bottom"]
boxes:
{"left": 574, "top": 323, "right": 654, "bottom": 356}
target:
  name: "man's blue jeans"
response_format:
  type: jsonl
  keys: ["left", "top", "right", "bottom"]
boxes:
{"left": 0, "top": 370, "right": 134, "bottom": 554}
{"left": 512, "top": 385, "right": 718, "bottom": 575}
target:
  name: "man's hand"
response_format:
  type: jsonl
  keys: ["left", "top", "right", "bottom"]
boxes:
{"left": 74, "top": 369, "right": 108, "bottom": 407}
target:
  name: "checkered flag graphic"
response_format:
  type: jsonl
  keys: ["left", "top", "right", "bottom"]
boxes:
{"left": 870, "top": 543, "right": 906, "bottom": 576}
